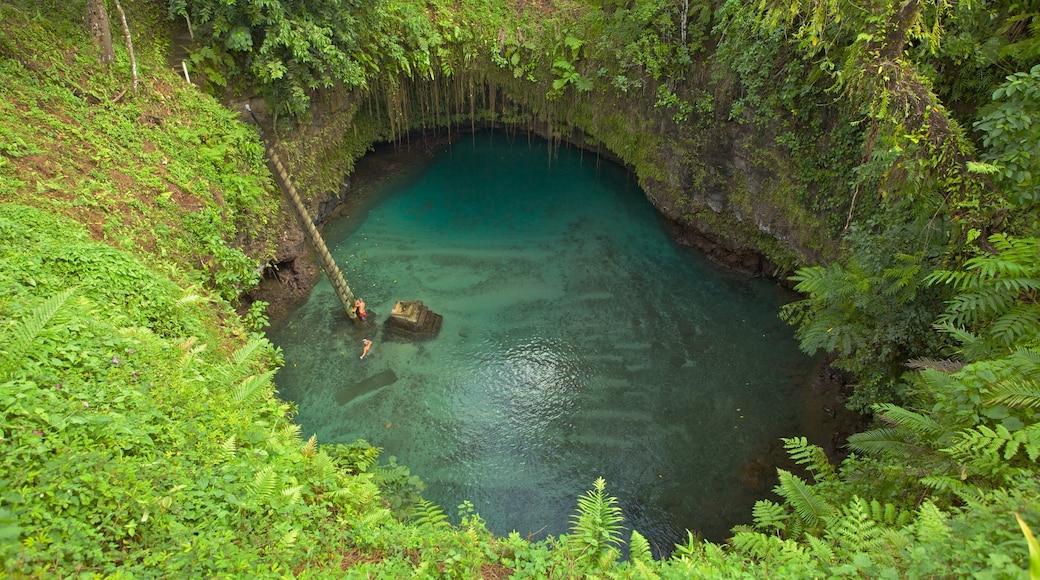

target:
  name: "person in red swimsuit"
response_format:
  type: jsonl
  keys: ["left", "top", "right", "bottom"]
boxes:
{"left": 354, "top": 297, "right": 367, "bottom": 320}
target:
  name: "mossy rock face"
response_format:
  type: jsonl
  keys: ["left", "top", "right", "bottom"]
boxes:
{"left": 271, "top": 75, "right": 840, "bottom": 276}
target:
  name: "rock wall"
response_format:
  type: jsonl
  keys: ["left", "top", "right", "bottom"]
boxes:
{"left": 249, "top": 59, "right": 848, "bottom": 317}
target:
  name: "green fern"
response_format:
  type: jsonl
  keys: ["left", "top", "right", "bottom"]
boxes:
{"left": 783, "top": 437, "right": 836, "bottom": 482}
{"left": 274, "top": 423, "right": 302, "bottom": 448}
{"left": 410, "top": 498, "right": 448, "bottom": 527}
{"left": 731, "top": 530, "right": 811, "bottom": 566}
{"left": 876, "top": 402, "right": 945, "bottom": 438}
{"left": 803, "top": 534, "right": 837, "bottom": 564}
{"left": 231, "top": 370, "right": 275, "bottom": 405}
{"left": 628, "top": 529, "right": 653, "bottom": 565}
{"left": 945, "top": 423, "right": 1040, "bottom": 465}
{"left": 986, "top": 348, "right": 1040, "bottom": 409}
{"left": 278, "top": 527, "right": 299, "bottom": 550}
{"left": 847, "top": 402, "right": 946, "bottom": 458}
{"left": 847, "top": 427, "right": 928, "bottom": 457}
{"left": 919, "top": 475, "right": 984, "bottom": 502}
{"left": 867, "top": 498, "right": 912, "bottom": 527}
{"left": 222, "top": 337, "right": 267, "bottom": 379}
{"left": 774, "top": 470, "right": 833, "bottom": 530}
{"left": 247, "top": 465, "right": 278, "bottom": 507}
{"left": 219, "top": 435, "right": 237, "bottom": 463}
{"left": 825, "top": 497, "right": 888, "bottom": 555}
{"left": 730, "top": 530, "right": 780, "bottom": 561}
{"left": 0, "top": 287, "right": 76, "bottom": 379}
{"left": 566, "top": 477, "right": 624, "bottom": 570}
{"left": 928, "top": 234, "right": 1040, "bottom": 358}
{"left": 281, "top": 484, "right": 303, "bottom": 505}
{"left": 231, "top": 338, "right": 265, "bottom": 368}
{"left": 912, "top": 501, "right": 951, "bottom": 544}
{"left": 752, "top": 499, "right": 789, "bottom": 533}
{"left": 308, "top": 449, "right": 337, "bottom": 481}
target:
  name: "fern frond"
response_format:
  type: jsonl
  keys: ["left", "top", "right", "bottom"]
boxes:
{"left": 919, "top": 475, "right": 984, "bottom": 502}
{"left": 874, "top": 402, "right": 945, "bottom": 438}
{"left": 912, "top": 501, "right": 950, "bottom": 544}
{"left": 219, "top": 435, "right": 237, "bottom": 463}
{"left": 0, "top": 287, "right": 76, "bottom": 378}
{"left": 731, "top": 530, "right": 810, "bottom": 564}
{"left": 275, "top": 422, "right": 302, "bottom": 447}
{"left": 232, "top": 370, "right": 276, "bottom": 405}
{"left": 826, "top": 497, "right": 886, "bottom": 554}
{"left": 783, "top": 437, "right": 836, "bottom": 481}
{"left": 847, "top": 427, "right": 928, "bottom": 457}
{"left": 990, "top": 306, "right": 1040, "bottom": 348}
{"left": 946, "top": 423, "right": 1040, "bottom": 464}
{"left": 987, "top": 378, "right": 1040, "bottom": 409}
{"left": 248, "top": 465, "right": 278, "bottom": 506}
{"left": 628, "top": 529, "right": 653, "bottom": 564}
{"left": 932, "top": 321, "right": 981, "bottom": 350}
{"left": 177, "top": 337, "right": 207, "bottom": 369}
{"left": 567, "top": 477, "right": 624, "bottom": 570}
{"left": 868, "top": 499, "right": 912, "bottom": 527}
{"left": 279, "top": 527, "right": 299, "bottom": 549}
{"left": 301, "top": 434, "right": 318, "bottom": 458}
{"left": 752, "top": 499, "right": 788, "bottom": 533}
{"left": 231, "top": 338, "right": 265, "bottom": 369}
{"left": 730, "top": 531, "right": 781, "bottom": 560}
{"left": 309, "top": 449, "right": 337, "bottom": 480}
{"left": 803, "top": 534, "right": 836, "bottom": 564}
{"left": 281, "top": 484, "right": 303, "bottom": 505}
{"left": 774, "top": 470, "right": 832, "bottom": 528}
{"left": 410, "top": 498, "right": 448, "bottom": 527}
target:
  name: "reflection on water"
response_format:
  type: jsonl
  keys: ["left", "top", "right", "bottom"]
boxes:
{"left": 270, "top": 132, "right": 815, "bottom": 554}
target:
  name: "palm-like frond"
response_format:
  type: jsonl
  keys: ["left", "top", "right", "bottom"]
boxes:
{"left": 986, "top": 378, "right": 1040, "bottom": 409}
{"left": 847, "top": 426, "right": 929, "bottom": 457}
{"left": 875, "top": 402, "right": 944, "bottom": 438}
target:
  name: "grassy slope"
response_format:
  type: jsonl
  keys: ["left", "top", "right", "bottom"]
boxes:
{"left": 0, "top": 2, "right": 508, "bottom": 577}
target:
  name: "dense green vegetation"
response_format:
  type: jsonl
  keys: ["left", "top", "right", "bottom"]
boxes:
{"left": 3, "top": 0, "right": 1040, "bottom": 577}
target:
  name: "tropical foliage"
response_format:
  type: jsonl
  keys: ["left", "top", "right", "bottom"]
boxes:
{"left": 2, "top": 0, "right": 1040, "bottom": 577}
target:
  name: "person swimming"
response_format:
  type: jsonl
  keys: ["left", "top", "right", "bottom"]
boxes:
{"left": 360, "top": 338, "right": 372, "bottom": 359}
{"left": 354, "top": 297, "right": 367, "bottom": 320}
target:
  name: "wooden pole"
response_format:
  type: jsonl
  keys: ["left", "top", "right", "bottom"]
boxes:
{"left": 246, "top": 106, "right": 359, "bottom": 322}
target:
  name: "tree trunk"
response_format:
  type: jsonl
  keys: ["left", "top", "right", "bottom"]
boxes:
{"left": 113, "top": 0, "right": 137, "bottom": 92}
{"left": 86, "top": 0, "right": 115, "bottom": 65}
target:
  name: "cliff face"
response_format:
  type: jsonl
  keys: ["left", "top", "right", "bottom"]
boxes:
{"left": 253, "top": 38, "right": 851, "bottom": 302}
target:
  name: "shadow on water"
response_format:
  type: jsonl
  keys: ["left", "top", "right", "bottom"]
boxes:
{"left": 270, "top": 131, "right": 823, "bottom": 556}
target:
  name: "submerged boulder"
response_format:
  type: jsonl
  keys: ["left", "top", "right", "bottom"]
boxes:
{"left": 386, "top": 300, "right": 442, "bottom": 339}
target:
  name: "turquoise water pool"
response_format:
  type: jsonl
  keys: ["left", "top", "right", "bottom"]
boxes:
{"left": 270, "top": 131, "right": 816, "bottom": 553}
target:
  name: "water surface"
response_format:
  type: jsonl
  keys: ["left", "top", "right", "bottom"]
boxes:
{"left": 270, "top": 132, "right": 815, "bottom": 554}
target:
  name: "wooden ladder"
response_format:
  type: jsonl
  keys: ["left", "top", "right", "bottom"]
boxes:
{"left": 249, "top": 108, "right": 359, "bottom": 323}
